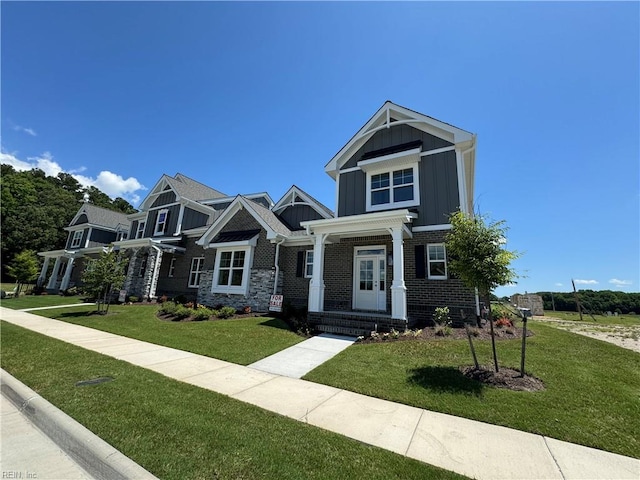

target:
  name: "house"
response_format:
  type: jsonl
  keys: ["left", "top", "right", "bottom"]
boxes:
{"left": 37, "top": 201, "right": 131, "bottom": 292}
{"left": 38, "top": 101, "right": 479, "bottom": 334}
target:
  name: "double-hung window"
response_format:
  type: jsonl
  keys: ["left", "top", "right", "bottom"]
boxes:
{"left": 427, "top": 244, "right": 447, "bottom": 279}
{"left": 154, "top": 209, "right": 169, "bottom": 236}
{"left": 188, "top": 257, "right": 204, "bottom": 288}
{"left": 304, "top": 250, "right": 314, "bottom": 278}
{"left": 212, "top": 246, "right": 253, "bottom": 295}
{"left": 71, "top": 230, "right": 83, "bottom": 248}
{"left": 136, "top": 221, "right": 146, "bottom": 239}
{"left": 168, "top": 258, "right": 176, "bottom": 277}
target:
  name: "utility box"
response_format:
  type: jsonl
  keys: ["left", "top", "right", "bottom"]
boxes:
{"left": 517, "top": 307, "right": 532, "bottom": 319}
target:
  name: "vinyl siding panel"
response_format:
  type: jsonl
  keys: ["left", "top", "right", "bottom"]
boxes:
{"left": 182, "top": 207, "right": 209, "bottom": 230}
{"left": 66, "top": 229, "right": 88, "bottom": 249}
{"left": 88, "top": 228, "right": 117, "bottom": 247}
{"left": 72, "top": 214, "right": 88, "bottom": 226}
{"left": 338, "top": 170, "right": 366, "bottom": 217}
{"left": 146, "top": 205, "right": 180, "bottom": 237}
{"left": 278, "top": 204, "right": 325, "bottom": 230}
{"left": 417, "top": 150, "right": 460, "bottom": 227}
{"left": 151, "top": 191, "right": 176, "bottom": 207}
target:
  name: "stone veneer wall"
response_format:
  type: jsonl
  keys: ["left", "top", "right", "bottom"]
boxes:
{"left": 123, "top": 247, "right": 162, "bottom": 301}
{"left": 197, "top": 268, "right": 283, "bottom": 311}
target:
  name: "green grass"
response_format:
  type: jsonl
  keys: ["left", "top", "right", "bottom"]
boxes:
{"left": 34, "top": 304, "right": 304, "bottom": 365}
{"left": 304, "top": 324, "right": 640, "bottom": 458}
{"left": 0, "top": 322, "right": 466, "bottom": 480}
{"left": 541, "top": 310, "right": 640, "bottom": 326}
{"left": 0, "top": 294, "right": 86, "bottom": 310}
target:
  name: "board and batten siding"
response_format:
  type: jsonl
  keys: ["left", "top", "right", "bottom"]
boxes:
{"left": 341, "top": 123, "right": 453, "bottom": 170}
{"left": 419, "top": 150, "right": 460, "bottom": 226}
{"left": 72, "top": 214, "right": 89, "bottom": 226}
{"left": 151, "top": 191, "right": 176, "bottom": 208}
{"left": 182, "top": 207, "right": 210, "bottom": 231}
{"left": 278, "top": 204, "right": 325, "bottom": 230}
{"left": 88, "top": 228, "right": 117, "bottom": 247}
{"left": 66, "top": 228, "right": 87, "bottom": 249}
{"left": 145, "top": 204, "right": 180, "bottom": 237}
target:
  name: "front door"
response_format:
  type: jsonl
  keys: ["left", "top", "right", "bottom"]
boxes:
{"left": 353, "top": 248, "right": 386, "bottom": 311}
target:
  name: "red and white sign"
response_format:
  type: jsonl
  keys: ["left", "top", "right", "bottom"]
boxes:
{"left": 269, "top": 294, "right": 283, "bottom": 312}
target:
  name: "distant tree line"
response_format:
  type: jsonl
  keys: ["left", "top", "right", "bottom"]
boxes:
{"left": 0, "top": 165, "right": 137, "bottom": 281}
{"left": 537, "top": 290, "right": 640, "bottom": 314}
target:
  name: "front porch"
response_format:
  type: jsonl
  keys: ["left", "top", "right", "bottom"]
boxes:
{"left": 308, "top": 310, "right": 410, "bottom": 337}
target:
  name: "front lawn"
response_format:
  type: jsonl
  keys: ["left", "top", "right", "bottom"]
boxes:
{"left": 34, "top": 304, "right": 303, "bottom": 365}
{"left": 1, "top": 322, "right": 465, "bottom": 480}
{"left": 304, "top": 323, "right": 640, "bottom": 459}
{"left": 0, "top": 294, "right": 86, "bottom": 310}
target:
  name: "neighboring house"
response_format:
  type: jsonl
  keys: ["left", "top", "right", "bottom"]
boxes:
{"left": 38, "top": 101, "right": 479, "bottom": 334}
{"left": 511, "top": 294, "right": 544, "bottom": 316}
{"left": 38, "top": 202, "right": 131, "bottom": 292}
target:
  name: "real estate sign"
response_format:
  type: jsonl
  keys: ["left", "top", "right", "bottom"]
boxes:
{"left": 269, "top": 294, "right": 283, "bottom": 312}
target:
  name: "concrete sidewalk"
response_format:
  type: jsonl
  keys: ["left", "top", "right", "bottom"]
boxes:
{"left": 1, "top": 306, "right": 639, "bottom": 480}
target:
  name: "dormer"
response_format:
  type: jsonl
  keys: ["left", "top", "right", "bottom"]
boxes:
{"left": 272, "top": 185, "right": 333, "bottom": 230}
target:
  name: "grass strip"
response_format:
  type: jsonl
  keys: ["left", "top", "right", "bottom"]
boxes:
{"left": 304, "top": 323, "right": 640, "bottom": 458}
{"left": 1, "top": 321, "right": 466, "bottom": 480}
{"left": 35, "top": 304, "right": 303, "bottom": 365}
{"left": 0, "top": 294, "right": 85, "bottom": 310}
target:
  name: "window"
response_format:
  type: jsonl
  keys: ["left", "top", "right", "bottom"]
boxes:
{"left": 212, "top": 246, "right": 252, "bottom": 294}
{"left": 71, "top": 230, "right": 83, "bottom": 248}
{"left": 168, "top": 258, "right": 176, "bottom": 277}
{"left": 136, "top": 221, "right": 146, "bottom": 239}
{"left": 304, "top": 250, "right": 314, "bottom": 278}
{"left": 427, "top": 244, "right": 447, "bottom": 279}
{"left": 154, "top": 209, "right": 169, "bottom": 236}
{"left": 366, "top": 165, "right": 419, "bottom": 212}
{"left": 189, "top": 257, "right": 204, "bottom": 288}
{"left": 138, "top": 255, "right": 148, "bottom": 277}
{"left": 116, "top": 230, "right": 128, "bottom": 241}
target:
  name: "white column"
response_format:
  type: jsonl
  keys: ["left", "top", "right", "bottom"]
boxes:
{"left": 308, "top": 234, "right": 326, "bottom": 313}
{"left": 46, "top": 257, "right": 63, "bottom": 289}
{"left": 60, "top": 258, "right": 75, "bottom": 291}
{"left": 390, "top": 227, "right": 407, "bottom": 320}
{"left": 38, "top": 257, "right": 51, "bottom": 287}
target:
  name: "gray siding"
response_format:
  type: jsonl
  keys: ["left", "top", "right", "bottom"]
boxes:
{"left": 146, "top": 205, "right": 180, "bottom": 237}
{"left": 182, "top": 207, "right": 209, "bottom": 230}
{"left": 251, "top": 196, "right": 271, "bottom": 208}
{"left": 129, "top": 220, "right": 139, "bottom": 239}
{"left": 66, "top": 228, "right": 88, "bottom": 249}
{"left": 151, "top": 191, "right": 176, "bottom": 207}
{"left": 88, "top": 228, "right": 117, "bottom": 247}
{"left": 72, "top": 214, "right": 88, "bottom": 226}
{"left": 342, "top": 124, "right": 453, "bottom": 170}
{"left": 337, "top": 171, "right": 366, "bottom": 218}
{"left": 418, "top": 150, "right": 460, "bottom": 227}
{"left": 278, "top": 204, "right": 325, "bottom": 230}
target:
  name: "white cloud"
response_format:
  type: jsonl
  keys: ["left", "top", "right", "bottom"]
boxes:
{"left": 609, "top": 279, "right": 632, "bottom": 286}
{"left": 574, "top": 279, "right": 599, "bottom": 285}
{"left": 554, "top": 282, "right": 563, "bottom": 287}
{"left": 12, "top": 124, "right": 37, "bottom": 136}
{"left": 0, "top": 150, "right": 145, "bottom": 204}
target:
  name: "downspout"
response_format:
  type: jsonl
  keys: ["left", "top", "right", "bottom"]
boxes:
{"left": 273, "top": 236, "right": 286, "bottom": 295}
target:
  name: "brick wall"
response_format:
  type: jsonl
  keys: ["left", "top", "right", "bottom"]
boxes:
{"left": 280, "top": 245, "right": 313, "bottom": 308}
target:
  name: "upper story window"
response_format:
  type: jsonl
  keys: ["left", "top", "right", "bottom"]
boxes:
{"left": 168, "top": 258, "right": 176, "bottom": 277}
{"left": 154, "top": 209, "right": 169, "bottom": 236}
{"left": 136, "top": 221, "right": 146, "bottom": 239}
{"left": 116, "top": 230, "right": 128, "bottom": 241}
{"left": 188, "top": 257, "right": 204, "bottom": 288}
{"left": 427, "top": 244, "right": 447, "bottom": 280}
{"left": 70, "top": 230, "right": 83, "bottom": 248}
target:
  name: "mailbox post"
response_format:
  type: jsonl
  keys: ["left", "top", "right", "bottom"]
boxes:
{"left": 517, "top": 308, "right": 532, "bottom": 377}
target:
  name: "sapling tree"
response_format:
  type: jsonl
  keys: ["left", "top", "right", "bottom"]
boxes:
{"left": 6, "top": 250, "right": 39, "bottom": 295}
{"left": 81, "top": 248, "right": 126, "bottom": 314}
{"left": 446, "top": 211, "right": 520, "bottom": 372}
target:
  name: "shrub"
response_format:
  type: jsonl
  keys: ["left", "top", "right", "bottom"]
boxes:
{"left": 63, "top": 286, "right": 79, "bottom": 296}
{"left": 192, "top": 307, "right": 213, "bottom": 321}
{"left": 467, "top": 326, "right": 480, "bottom": 337}
{"left": 174, "top": 295, "right": 188, "bottom": 305}
{"left": 494, "top": 317, "right": 513, "bottom": 328}
{"left": 159, "top": 301, "right": 178, "bottom": 315}
{"left": 216, "top": 306, "right": 237, "bottom": 319}
{"left": 435, "top": 325, "right": 452, "bottom": 337}
{"left": 433, "top": 306, "right": 451, "bottom": 326}
{"left": 128, "top": 296, "right": 139, "bottom": 303}
{"left": 184, "top": 301, "right": 195, "bottom": 309}
{"left": 491, "top": 303, "right": 515, "bottom": 321}
{"left": 173, "top": 305, "right": 192, "bottom": 320}
{"left": 159, "top": 295, "right": 168, "bottom": 303}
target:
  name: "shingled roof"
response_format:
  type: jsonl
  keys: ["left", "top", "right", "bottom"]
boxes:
{"left": 71, "top": 203, "right": 130, "bottom": 230}
{"left": 167, "top": 173, "right": 227, "bottom": 202}
{"left": 242, "top": 196, "right": 292, "bottom": 237}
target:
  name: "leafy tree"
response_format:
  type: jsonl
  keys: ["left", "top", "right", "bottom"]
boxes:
{"left": 81, "top": 249, "right": 126, "bottom": 314}
{"left": 6, "top": 250, "right": 40, "bottom": 295}
{"left": 446, "top": 211, "right": 520, "bottom": 372}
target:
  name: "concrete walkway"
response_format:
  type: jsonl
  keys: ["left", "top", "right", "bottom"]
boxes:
{"left": 1, "top": 306, "right": 639, "bottom": 480}
{"left": 249, "top": 333, "right": 356, "bottom": 377}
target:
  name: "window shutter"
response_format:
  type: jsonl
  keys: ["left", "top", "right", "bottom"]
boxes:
{"left": 296, "top": 251, "right": 304, "bottom": 277}
{"left": 415, "top": 245, "right": 426, "bottom": 279}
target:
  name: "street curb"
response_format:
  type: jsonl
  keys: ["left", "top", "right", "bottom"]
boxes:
{"left": 1, "top": 369, "right": 158, "bottom": 480}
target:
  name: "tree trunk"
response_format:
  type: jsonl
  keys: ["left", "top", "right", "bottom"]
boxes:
{"left": 485, "top": 293, "right": 499, "bottom": 372}
{"left": 104, "top": 285, "right": 112, "bottom": 314}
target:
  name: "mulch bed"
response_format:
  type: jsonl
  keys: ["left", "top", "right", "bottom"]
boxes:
{"left": 157, "top": 312, "right": 264, "bottom": 322}
{"left": 461, "top": 366, "right": 545, "bottom": 392}
{"left": 357, "top": 324, "right": 533, "bottom": 344}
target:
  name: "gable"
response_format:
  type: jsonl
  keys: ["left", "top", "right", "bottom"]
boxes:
{"left": 277, "top": 204, "right": 325, "bottom": 231}
{"left": 151, "top": 191, "right": 177, "bottom": 207}
{"left": 73, "top": 213, "right": 89, "bottom": 226}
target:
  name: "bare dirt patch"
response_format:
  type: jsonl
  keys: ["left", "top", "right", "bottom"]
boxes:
{"left": 461, "top": 366, "right": 545, "bottom": 392}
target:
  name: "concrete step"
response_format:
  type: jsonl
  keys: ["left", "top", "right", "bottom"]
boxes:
{"left": 316, "top": 324, "right": 372, "bottom": 337}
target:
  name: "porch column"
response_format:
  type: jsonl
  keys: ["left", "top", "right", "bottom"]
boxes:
{"left": 37, "top": 257, "right": 51, "bottom": 287}
{"left": 60, "top": 257, "right": 75, "bottom": 291}
{"left": 46, "top": 257, "right": 63, "bottom": 290}
{"left": 390, "top": 227, "right": 407, "bottom": 320}
{"left": 308, "top": 234, "right": 326, "bottom": 313}
{"left": 148, "top": 247, "right": 163, "bottom": 300}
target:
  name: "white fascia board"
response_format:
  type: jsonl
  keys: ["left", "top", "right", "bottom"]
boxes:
{"left": 206, "top": 235, "right": 259, "bottom": 250}
{"left": 412, "top": 224, "right": 452, "bottom": 232}
{"left": 127, "top": 211, "right": 147, "bottom": 221}
{"left": 64, "top": 223, "right": 117, "bottom": 233}
{"left": 272, "top": 186, "right": 333, "bottom": 220}
{"left": 148, "top": 201, "right": 181, "bottom": 211}
{"left": 138, "top": 176, "right": 174, "bottom": 211}
{"left": 181, "top": 198, "right": 217, "bottom": 216}
{"left": 357, "top": 147, "right": 421, "bottom": 173}
{"left": 38, "top": 249, "right": 68, "bottom": 257}
{"left": 182, "top": 226, "right": 209, "bottom": 237}
{"left": 301, "top": 209, "right": 416, "bottom": 237}
{"left": 112, "top": 238, "right": 152, "bottom": 249}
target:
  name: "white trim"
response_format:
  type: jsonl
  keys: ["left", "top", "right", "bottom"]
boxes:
{"left": 149, "top": 202, "right": 180, "bottom": 211}
{"left": 357, "top": 147, "right": 421, "bottom": 172}
{"left": 364, "top": 163, "right": 420, "bottom": 213}
{"left": 84, "top": 227, "right": 92, "bottom": 248}
{"left": 211, "top": 246, "right": 253, "bottom": 295}
{"left": 352, "top": 245, "right": 387, "bottom": 312}
{"left": 188, "top": 257, "right": 205, "bottom": 288}
{"left": 304, "top": 250, "right": 314, "bottom": 278}
{"left": 136, "top": 220, "right": 146, "bottom": 239}
{"left": 334, "top": 171, "right": 340, "bottom": 219}
{"left": 207, "top": 235, "right": 258, "bottom": 250}
{"left": 456, "top": 148, "right": 468, "bottom": 214}
{"left": 338, "top": 166, "right": 361, "bottom": 174}
{"left": 154, "top": 208, "right": 169, "bottom": 236}
{"left": 301, "top": 209, "right": 415, "bottom": 238}
{"left": 70, "top": 230, "right": 84, "bottom": 248}
{"left": 427, "top": 243, "right": 448, "bottom": 280}
{"left": 412, "top": 224, "right": 452, "bottom": 232}
{"left": 272, "top": 186, "right": 332, "bottom": 219}
{"left": 420, "top": 145, "right": 456, "bottom": 157}
{"left": 168, "top": 257, "right": 176, "bottom": 277}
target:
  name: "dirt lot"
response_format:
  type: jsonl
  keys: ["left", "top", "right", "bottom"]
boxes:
{"left": 533, "top": 316, "right": 640, "bottom": 353}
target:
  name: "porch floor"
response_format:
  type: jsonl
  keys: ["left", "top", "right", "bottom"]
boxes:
{"left": 308, "top": 310, "right": 408, "bottom": 337}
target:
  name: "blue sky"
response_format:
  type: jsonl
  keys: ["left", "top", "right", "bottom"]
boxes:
{"left": 2, "top": 2, "right": 638, "bottom": 296}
